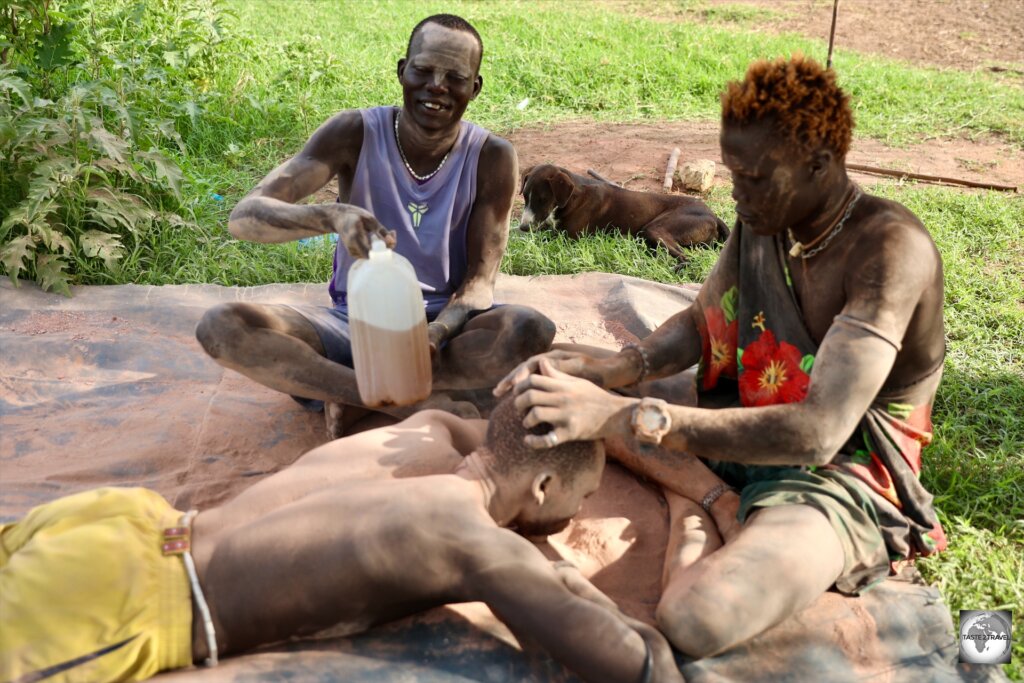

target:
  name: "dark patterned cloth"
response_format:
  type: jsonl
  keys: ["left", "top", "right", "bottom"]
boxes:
{"left": 693, "top": 222, "right": 947, "bottom": 569}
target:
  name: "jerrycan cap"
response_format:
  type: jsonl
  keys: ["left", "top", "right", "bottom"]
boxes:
{"left": 368, "top": 235, "right": 390, "bottom": 260}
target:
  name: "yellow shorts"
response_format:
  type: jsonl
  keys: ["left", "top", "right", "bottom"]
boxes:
{"left": 0, "top": 487, "right": 193, "bottom": 682}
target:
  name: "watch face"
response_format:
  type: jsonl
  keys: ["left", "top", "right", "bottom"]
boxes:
{"left": 639, "top": 407, "right": 668, "bottom": 432}
{"left": 633, "top": 400, "right": 670, "bottom": 445}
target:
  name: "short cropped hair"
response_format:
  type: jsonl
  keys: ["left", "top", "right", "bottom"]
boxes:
{"left": 485, "top": 396, "right": 602, "bottom": 485}
{"left": 407, "top": 14, "right": 483, "bottom": 69}
{"left": 721, "top": 54, "right": 854, "bottom": 158}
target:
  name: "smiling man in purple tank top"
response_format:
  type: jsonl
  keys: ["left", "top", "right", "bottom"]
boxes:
{"left": 196, "top": 15, "right": 555, "bottom": 435}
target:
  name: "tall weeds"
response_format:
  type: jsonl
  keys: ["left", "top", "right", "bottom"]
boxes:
{"left": 0, "top": 0, "right": 229, "bottom": 293}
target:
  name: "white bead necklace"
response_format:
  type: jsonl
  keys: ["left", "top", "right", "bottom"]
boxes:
{"left": 394, "top": 111, "right": 451, "bottom": 182}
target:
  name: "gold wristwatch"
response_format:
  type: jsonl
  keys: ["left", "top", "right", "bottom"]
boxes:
{"left": 630, "top": 397, "right": 672, "bottom": 445}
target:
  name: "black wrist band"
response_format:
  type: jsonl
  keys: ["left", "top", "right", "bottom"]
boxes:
{"left": 639, "top": 635, "right": 654, "bottom": 683}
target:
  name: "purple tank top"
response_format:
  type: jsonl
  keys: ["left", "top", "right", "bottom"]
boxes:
{"left": 328, "top": 106, "right": 489, "bottom": 314}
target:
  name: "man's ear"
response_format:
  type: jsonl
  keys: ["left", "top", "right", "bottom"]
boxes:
{"left": 397, "top": 58, "right": 407, "bottom": 81}
{"left": 551, "top": 170, "right": 575, "bottom": 208}
{"left": 531, "top": 472, "right": 553, "bottom": 506}
{"left": 471, "top": 74, "right": 483, "bottom": 101}
{"left": 809, "top": 148, "right": 834, "bottom": 179}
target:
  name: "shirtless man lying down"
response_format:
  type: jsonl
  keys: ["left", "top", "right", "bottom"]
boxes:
{"left": 1, "top": 399, "right": 681, "bottom": 683}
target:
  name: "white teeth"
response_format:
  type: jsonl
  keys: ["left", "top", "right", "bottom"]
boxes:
{"left": 423, "top": 102, "right": 441, "bottom": 110}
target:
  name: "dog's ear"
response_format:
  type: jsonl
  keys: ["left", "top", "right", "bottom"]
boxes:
{"left": 519, "top": 165, "right": 536, "bottom": 195}
{"left": 551, "top": 169, "right": 575, "bottom": 208}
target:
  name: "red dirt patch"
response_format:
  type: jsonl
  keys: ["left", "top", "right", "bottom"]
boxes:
{"left": 612, "top": 0, "right": 1024, "bottom": 76}
{"left": 508, "top": 119, "right": 1023, "bottom": 194}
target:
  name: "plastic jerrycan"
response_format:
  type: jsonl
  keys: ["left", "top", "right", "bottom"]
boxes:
{"left": 347, "top": 236, "right": 432, "bottom": 407}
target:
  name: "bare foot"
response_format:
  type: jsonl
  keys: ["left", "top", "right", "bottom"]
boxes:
{"left": 324, "top": 401, "right": 345, "bottom": 440}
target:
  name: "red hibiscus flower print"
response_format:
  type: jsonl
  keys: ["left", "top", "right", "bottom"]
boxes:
{"left": 700, "top": 306, "right": 738, "bottom": 390}
{"left": 883, "top": 402, "right": 934, "bottom": 474}
{"left": 738, "top": 329, "right": 810, "bottom": 406}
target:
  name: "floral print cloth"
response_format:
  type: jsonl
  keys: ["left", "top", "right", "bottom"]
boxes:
{"left": 694, "top": 222, "right": 947, "bottom": 562}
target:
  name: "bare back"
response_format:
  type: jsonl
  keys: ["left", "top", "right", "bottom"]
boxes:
{"left": 194, "top": 410, "right": 486, "bottom": 539}
{"left": 197, "top": 474, "right": 503, "bottom": 653}
{"left": 188, "top": 411, "right": 486, "bottom": 652}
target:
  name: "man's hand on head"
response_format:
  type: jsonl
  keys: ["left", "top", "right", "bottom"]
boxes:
{"left": 494, "top": 350, "right": 613, "bottom": 397}
{"left": 512, "top": 359, "right": 635, "bottom": 449}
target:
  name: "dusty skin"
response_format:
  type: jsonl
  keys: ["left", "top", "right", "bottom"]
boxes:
{"left": 195, "top": 19, "right": 554, "bottom": 435}
{"left": 499, "top": 64, "right": 946, "bottom": 656}
{"left": 183, "top": 405, "right": 681, "bottom": 683}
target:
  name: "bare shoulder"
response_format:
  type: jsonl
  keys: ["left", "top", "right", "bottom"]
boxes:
{"left": 478, "top": 132, "right": 516, "bottom": 170}
{"left": 846, "top": 193, "right": 941, "bottom": 296}
{"left": 397, "top": 409, "right": 488, "bottom": 455}
{"left": 838, "top": 193, "right": 945, "bottom": 356}
{"left": 300, "top": 109, "right": 364, "bottom": 163}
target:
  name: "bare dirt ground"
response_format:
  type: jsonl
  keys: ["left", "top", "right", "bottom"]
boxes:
{"left": 510, "top": 1, "right": 1023, "bottom": 195}
{"left": 509, "top": 119, "right": 1024, "bottom": 195}
{"left": 616, "top": 0, "right": 1024, "bottom": 74}
{"left": 744, "top": 0, "right": 1023, "bottom": 74}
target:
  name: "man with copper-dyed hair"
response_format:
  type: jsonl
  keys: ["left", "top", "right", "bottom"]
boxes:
{"left": 498, "top": 55, "right": 947, "bottom": 656}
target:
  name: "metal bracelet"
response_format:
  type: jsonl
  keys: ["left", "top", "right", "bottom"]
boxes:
{"left": 700, "top": 482, "right": 734, "bottom": 514}
{"left": 622, "top": 343, "right": 650, "bottom": 384}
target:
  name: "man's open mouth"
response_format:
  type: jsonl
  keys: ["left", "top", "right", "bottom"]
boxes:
{"left": 421, "top": 101, "right": 447, "bottom": 112}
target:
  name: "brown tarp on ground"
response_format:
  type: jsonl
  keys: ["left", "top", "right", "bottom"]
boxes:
{"left": 0, "top": 276, "right": 1002, "bottom": 682}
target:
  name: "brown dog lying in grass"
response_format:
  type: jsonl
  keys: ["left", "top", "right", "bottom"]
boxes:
{"left": 520, "top": 164, "right": 729, "bottom": 269}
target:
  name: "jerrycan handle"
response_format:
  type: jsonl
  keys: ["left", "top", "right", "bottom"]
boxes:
{"left": 368, "top": 235, "right": 390, "bottom": 260}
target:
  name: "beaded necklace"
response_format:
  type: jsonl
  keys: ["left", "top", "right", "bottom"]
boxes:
{"left": 787, "top": 185, "right": 862, "bottom": 259}
{"left": 394, "top": 111, "right": 451, "bottom": 182}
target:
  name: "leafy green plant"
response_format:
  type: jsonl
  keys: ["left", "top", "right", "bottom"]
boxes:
{"left": 0, "top": 0, "right": 230, "bottom": 294}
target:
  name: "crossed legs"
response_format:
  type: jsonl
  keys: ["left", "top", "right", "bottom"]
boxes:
{"left": 195, "top": 302, "right": 554, "bottom": 431}
{"left": 656, "top": 500, "right": 845, "bottom": 658}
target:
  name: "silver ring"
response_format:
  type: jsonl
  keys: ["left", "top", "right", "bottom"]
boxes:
{"left": 545, "top": 432, "right": 559, "bottom": 448}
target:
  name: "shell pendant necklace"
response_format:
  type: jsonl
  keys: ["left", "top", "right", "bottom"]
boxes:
{"left": 394, "top": 111, "right": 451, "bottom": 182}
{"left": 787, "top": 184, "right": 862, "bottom": 259}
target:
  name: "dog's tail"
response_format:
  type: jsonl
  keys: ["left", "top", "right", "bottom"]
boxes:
{"left": 714, "top": 217, "right": 731, "bottom": 243}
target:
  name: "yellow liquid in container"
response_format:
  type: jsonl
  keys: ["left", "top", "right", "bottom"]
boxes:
{"left": 347, "top": 238, "right": 432, "bottom": 407}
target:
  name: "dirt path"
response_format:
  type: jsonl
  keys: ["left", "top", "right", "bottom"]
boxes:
{"left": 509, "top": 119, "right": 1023, "bottom": 194}
{"left": 615, "top": 0, "right": 1024, "bottom": 76}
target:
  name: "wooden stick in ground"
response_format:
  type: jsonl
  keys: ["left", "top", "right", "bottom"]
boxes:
{"left": 845, "top": 163, "right": 1019, "bottom": 192}
{"left": 586, "top": 168, "right": 620, "bottom": 186}
{"left": 663, "top": 147, "right": 680, "bottom": 192}
{"left": 827, "top": 0, "right": 840, "bottom": 69}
